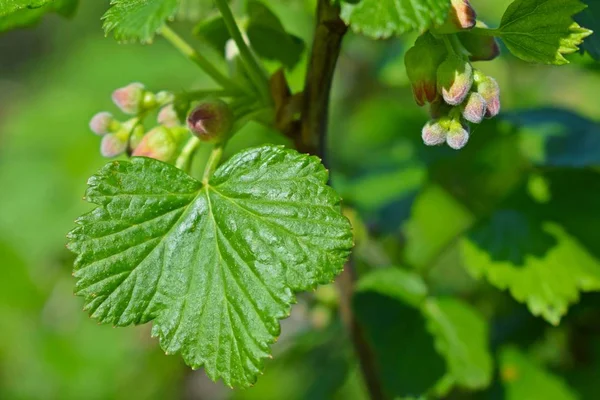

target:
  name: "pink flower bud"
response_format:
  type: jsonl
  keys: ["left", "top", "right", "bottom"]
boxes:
{"left": 100, "top": 133, "right": 128, "bottom": 158}
{"left": 187, "top": 99, "right": 233, "bottom": 143}
{"left": 422, "top": 119, "right": 447, "bottom": 146}
{"left": 405, "top": 33, "right": 447, "bottom": 106}
{"left": 112, "top": 83, "right": 145, "bottom": 115}
{"left": 89, "top": 112, "right": 118, "bottom": 136}
{"left": 458, "top": 22, "right": 500, "bottom": 62}
{"left": 437, "top": 55, "right": 473, "bottom": 106}
{"left": 157, "top": 104, "right": 179, "bottom": 128}
{"left": 474, "top": 70, "right": 500, "bottom": 118}
{"left": 132, "top": 127, "right": 178, "bottom": 162}
{"left": 461, "top": 92, "right": 487, "bottom": 123}
{"left": 446, "top": 119, "right": 470, "bottom": 150}
{"left": 434, "top": 0, "right": 476, "bottom": 34}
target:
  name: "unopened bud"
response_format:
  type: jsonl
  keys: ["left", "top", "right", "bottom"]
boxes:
{"left": 434, "top": 0, "right": 476, "bottom": 34}
{"left": 458, "top": 22, "right": 500, "bottom": 61}
{"left": 474, "top": 70, "right": 500, "bottom": 118}
{"left": 461, "top": 92, "right": 487, "bottom": 123}
{"left": 155, "top": 91, "right": 174, "bottom": 105}
{"left": 446, "top": 118, "right": 470, "bottom": 150}
{"left": 187, "top": 99, "right": 233, "bottom": 143}
{"left": 158, "top": 104, "right": 179, "bottom": 128}
{"left": 437, "top": 55, "right": 473, "bottom": 106}
{"left": 112, "top": 83, "right": 145, "bottom": 115}
{"left": 89, "top": 112, "right": 118, "bottom": 135}
{"left": 132, "top": 127, "right": 178, "bottom": 162}
{"left": 100, "top": 132, "right": 128, "bottom": 158}
{"left": 405, "top": 33, "right": 447, "bottom": 106}
{"left": 422, "top": 119, "right": 447, "bottom": 146}
{"left": 129, "top": 125, "right": 146, "bottom": 150}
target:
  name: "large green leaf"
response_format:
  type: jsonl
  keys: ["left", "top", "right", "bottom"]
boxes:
{"left": 500, "top": 347, "right": 578, "bottom": 400}
{"left": 103, "top": 0, "right": 179, "bottom": 43}
{"left": 341, "top": 0, "right": 450, "bottom": 39}
{"left": 68, "top": 145, "right": 353, "bottom": 387}
{"left": 0, "top": 0, "right": 50, "bottom": 16}
{"left": 0, "top": 0, "right": 77, "bottom": 33}
{"left": 462, "top": 224, "right": 600, "bottom": 325}
{"left": 424, "top": 298, "right": 493, "bottom": 390}
{"left": 498, "top": 0, "right": 592, "bottom": 65}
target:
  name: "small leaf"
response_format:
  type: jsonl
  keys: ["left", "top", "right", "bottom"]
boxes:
{"left": 423, "top": 298, "right": 493, "bottom": 390}
{"left": 103, "top": 0, "right": 179, "bottom": 43}
{"left": 498, "top": 0, "right": 593, "bottom": 65}
{"left": 68, "top": 145, "right": 353, "bottom": 387}
{"left": 341, "top": 0, "right": 451, "bottom": 39}
{"left": 462, "top": 223, "right": 600, "bottom": 325}
{"left": 500, "top": 347, "right": 578, "bottom": 400}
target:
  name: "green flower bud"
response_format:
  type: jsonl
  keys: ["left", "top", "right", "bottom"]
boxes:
{"left": 458, "top": 21, "right": 500, "bottom": 62}
{"left": 405, "top": 33, "right": 447, "bottom": 106}
{"left": 112, "top": 83, "right": 145, "bottom": 115}
{"left": 446, "top": 118, "right": 470, "bottom": 150}
{"left": 437, "top": 55, "right": 473, "bottom": 106}
{"left": 434, "top": 0, "right": 476, "bottom": 34}
{"left": 187, "top": 99, "right": 233, "bottom": 143}
{"left": 155, "top": 91, "right": 175, "bottom": 105}
{"left": 474, "top": 70, "right": 500, "bottom": 118}
{"left": 461, "top": 92, "right": 487, "bottom": 123}
{"left": 422, "top": 119, "right": 447, "bottom": 146}
{"left": 128, "top": 125, "right": 146, "bottom": 151}
{"left": 89, "top": 112, "right": 119, "bottom": 136}
{"left": 132, "top": 127, "right": 178, "bottom": 162}
{"left": 157, "top": 104, "right": 179, "bottom": 128}
{"left": 100, "top": 132, "right": 128, "bottom": 158}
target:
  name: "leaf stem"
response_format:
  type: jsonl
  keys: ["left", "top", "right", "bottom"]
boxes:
{"left": 176, "top": 136, "right": 201, "bottom": 171}
{"left": 214, "top": 0, "right": 271, "bottom": 104}
{"left": 159, "top": 25, "right": 243, "bottom": 93}
{"left": 470, "top": 27, "right": 499, "bottom": 37}
{"left": 203, "top": 145, "right": 224, "bottom": 185}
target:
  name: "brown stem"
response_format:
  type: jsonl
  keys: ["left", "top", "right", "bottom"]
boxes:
{"left": 300, "top": 2, "right": 386, "bottom": 399}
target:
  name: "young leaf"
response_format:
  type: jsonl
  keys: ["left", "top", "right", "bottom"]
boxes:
{"left": 0, "top": 0, "right": 51, "bottom": 17}
{"left": 500, "top": 347, "right": 578, "bottom": 400}
{"left": 498, "top": 0, "right": 592, "bottom": 65}
{"left": 423, "top": 298, "right": 493, "bottom": 390}
{"left": 67, "top": 145, "right": 353, "bottom": 387}
{"left": 103, "top": 0, "right": 179, "bottom": 43}
{"left": 341, "top": 0, "right": 451, "bottom": 39}
{"left": 462, "top": 224, "right": 600, "bottom": 325}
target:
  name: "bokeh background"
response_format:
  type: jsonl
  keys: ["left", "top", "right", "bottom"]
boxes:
{"left": 1, "top": 0, "right": 600, "bottom": 399}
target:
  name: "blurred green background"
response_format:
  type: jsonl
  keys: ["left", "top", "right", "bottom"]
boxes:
{"left": 1, "top": 0, "right": 600, "bottom": 399}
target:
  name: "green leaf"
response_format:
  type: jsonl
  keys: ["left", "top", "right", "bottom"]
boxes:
{"left": 498, "top": 0, "right": 593, "bottom": 65}
{"left": 500, "top": 347, "right": 578, "bottom": 400}
{"left": 353, "top": 268, "right": 446, "bottom": 398}
{"left": 576, "top": 0, "right": 600, "bottom": 60}
{"left": 462, "top": 223, "right": 600, "bottom": 325}
{"left": 67, "top": 145, "right": 353, "bottom": 387}
{"left": 246, "top": 1, "right": 305, "bottom": 69}
{"left": 177, "top": 0, "right": 213, "bottom": 22}
{"left": 193, "top": 15, "right": 230, "bottom": 54}
{"left": 0, "top": 0, "right": 50, "bottom": 16}
{"left": 103, "top": 0, "right": 179, "bottom": 43}
{"left": 0, "top": 0, "right": 77, "bottom": 32}
{"left": 340, "top": 0, "right": 451, "bottom": 39}
{"left": 423, "top": 298, "right": 493, "bottom": 390}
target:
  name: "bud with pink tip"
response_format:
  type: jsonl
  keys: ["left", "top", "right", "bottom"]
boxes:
{"left": 405, "top": 33, "right": 447, "bottom": 106}
{"left": 100, "top": 131, "right": 128, "bottom": 158}
{"left": 158, "top": 104, "right": 179, "bottom": 128}
{"left": 446, "top": 118, "right": 470, "bottom": 150}
{"left": 132, "top": 127, "right": 179, "bottom": 162}
{"left": 112, "top": 83, "right": 146, "bottom": 115}
{"left": 434, "top": 0, "right": 476, "bottom": 34}
{"left": 187, "top": 99, "right": 233, "bottom": 143}
{"left": 437, "top": 55, "right": 473, "bottom": 106}
{"left": 89, "top": 112, "right": 119, "bottom": 135}
{"left": 422, "top": 119, "right": 447, "bottom": 146}
{"left": 458, "top": 22, "right": 500, "bottom": 62}
{"left": 461, "top": 92, "right": 487, "bottom": 123}
{"left": 474, "top": 70, "right": 500, "bottom": 118}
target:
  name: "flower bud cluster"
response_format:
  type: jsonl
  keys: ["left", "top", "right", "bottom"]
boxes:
{"left": 405, "top": 0, "right": 501, "bottom": 150}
